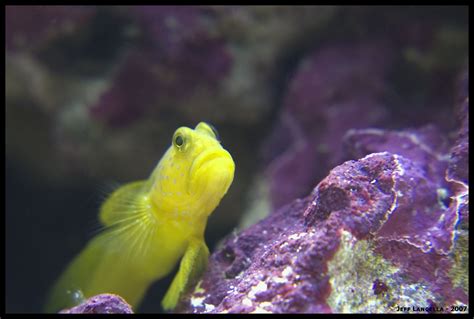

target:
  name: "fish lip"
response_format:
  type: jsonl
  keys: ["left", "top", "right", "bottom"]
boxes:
{"left": 190, "top": 150, "right": 226, "bottom": 178}
{"left": 188, "top": 150, "right": 231, "bottom": 194}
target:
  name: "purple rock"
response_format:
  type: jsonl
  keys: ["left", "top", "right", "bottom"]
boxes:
{"left": 343, "top": 125, "right": 450, "bottom": 186}
{"left": 180, "top": 65, "right": 470, "bottom": 310}
{"left": 441, "top": 69, "right": 469, "bottom": 300}
{"left": 262, "top": 42, "right": 391, "bottom": 210}
{"left": 89, "top": 6, "right": 233, "bottom": 127}
{"left": 282, "top": 43, "right": 390, "bottom": 131}
{"left": 89, "top": 50, "right": 160, "bottom": 127}
{"left": 133, "top": 6, "right": 233, "bottom": 94}
{"left": 59, "top": 293, "right": 133, "bottom": 314}
{"left": 179, "top": 147, "right": 467, "bottom": 312}
{"left": 446, "top": 70, "right": 469, "bottom": 184}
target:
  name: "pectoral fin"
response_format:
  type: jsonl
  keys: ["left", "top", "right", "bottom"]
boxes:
{"left": 161, "top": 238, "right": 209, "bottom": 311}
{"left": 99, "top": 181, "right": 147, "bottom": 227}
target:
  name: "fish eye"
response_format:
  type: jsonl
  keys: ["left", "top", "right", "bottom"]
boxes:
{"left": 173, "top": 133, "right": 185, "bottom": 149}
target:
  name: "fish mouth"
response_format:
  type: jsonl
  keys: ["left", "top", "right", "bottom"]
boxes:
{"left": 188, "top": 149, "right": 234, "bottom": 195}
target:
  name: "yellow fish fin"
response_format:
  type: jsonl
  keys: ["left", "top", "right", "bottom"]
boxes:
{"left": 161, "top": 237, "right": 209, "bottom": 311}
{"left": 99, "top": 180, "right": 148, "bottom": 227}
{"left": 45, "top": 218, "right": 155, "bottom": 313}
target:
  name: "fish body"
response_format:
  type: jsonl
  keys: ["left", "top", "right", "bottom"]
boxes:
{"left": 45, "top": 122, "right": 235, "bottom": 312}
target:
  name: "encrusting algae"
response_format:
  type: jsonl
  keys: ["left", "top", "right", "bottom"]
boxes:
{"left": 45, "top": 122, "right": 235, "bottom": 313}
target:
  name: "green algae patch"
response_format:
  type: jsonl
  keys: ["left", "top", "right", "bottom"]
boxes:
{"left": 448, "top": 228, "right": 468, "bottom": 294}
{"left": 327, "top": 230, "right": 437, "bottom": 313}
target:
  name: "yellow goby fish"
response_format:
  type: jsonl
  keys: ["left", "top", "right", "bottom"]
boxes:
{"left": 45, "top": 122, "right": 235, "bottom": 312}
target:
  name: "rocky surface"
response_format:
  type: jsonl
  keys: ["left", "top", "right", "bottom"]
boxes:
{"left": 179, "top": 147, "right": 467, "bottom": 312}
{"left": 60, "top": 293, "right": 133, "bottom": 314}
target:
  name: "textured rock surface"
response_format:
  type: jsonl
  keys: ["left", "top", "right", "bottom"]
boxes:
{"left": 443, "top": 70, "right": 469, "bottom": 297}
{"left": 60, "top": 294, "right": 133, "bottom": 314}
{"left": 179, "top": 149, "right": 467, "bottom": 313}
